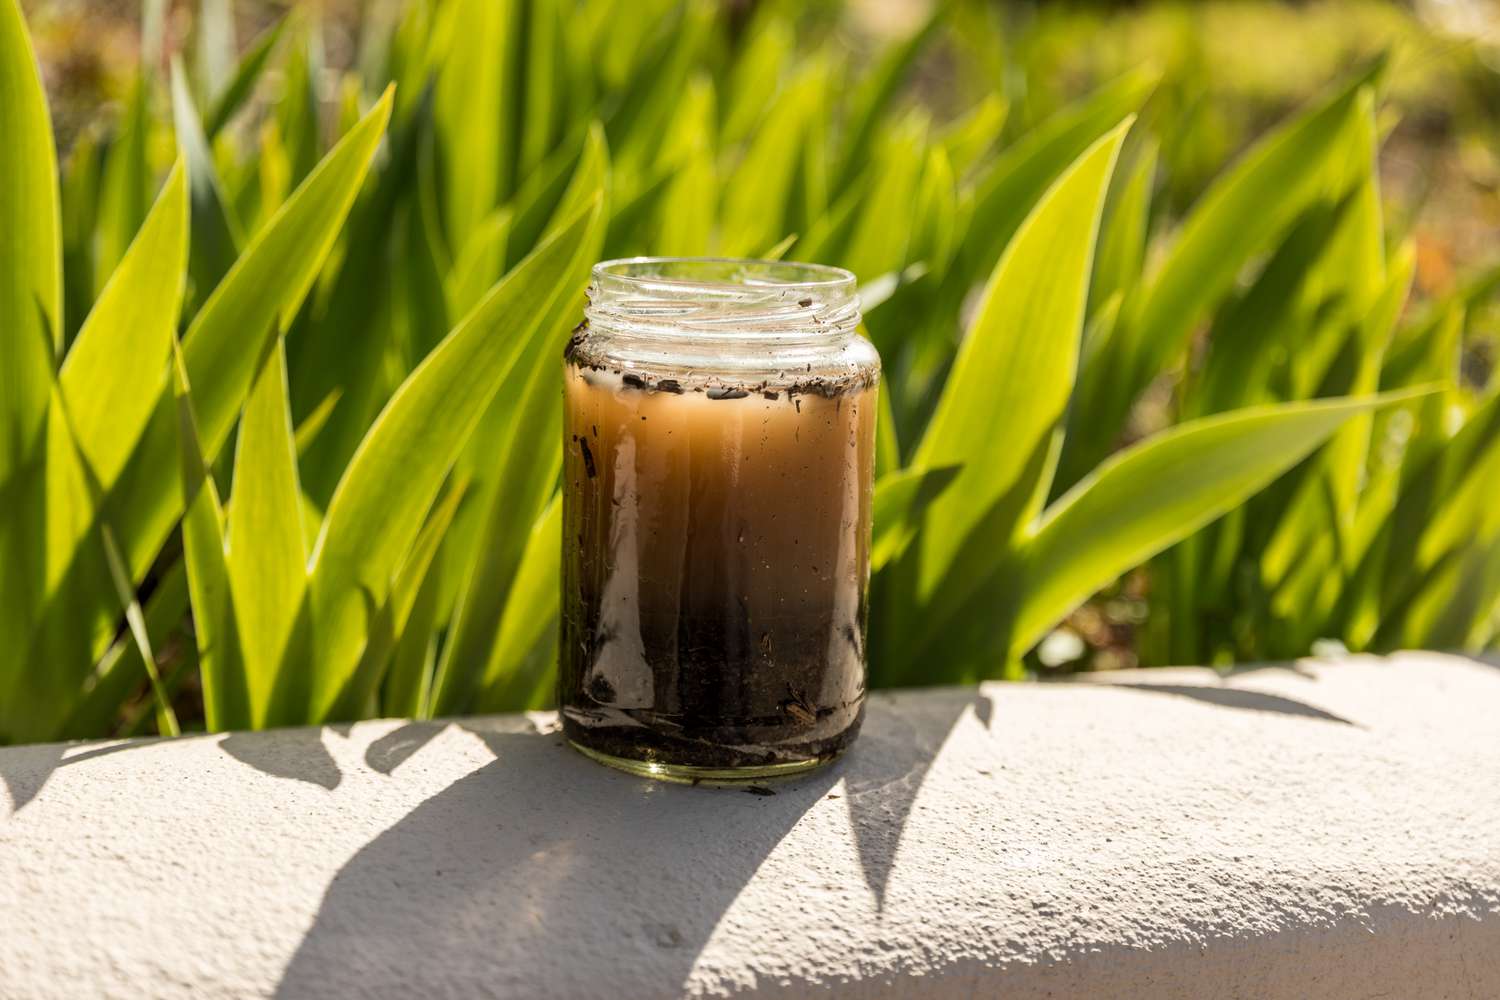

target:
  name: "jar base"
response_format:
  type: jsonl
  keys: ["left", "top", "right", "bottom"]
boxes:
{"left": 567, "top": 739, "right": 842, "bottom": 784}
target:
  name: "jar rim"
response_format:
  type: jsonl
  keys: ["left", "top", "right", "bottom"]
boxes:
{"left": 585, "top": 256, "right": 861, "bottom": 344}
{"left": 591, "top": 257, "right": 856, "bottom": 293}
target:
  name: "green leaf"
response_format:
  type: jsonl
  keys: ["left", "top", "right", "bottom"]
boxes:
{"left": 953, "top": 68, "right": 1156, "bottom": 294}
{"left": 1089, "top": 137, "right": 1155, "bottom": 318}
{"left": 446, "top": 209, "right": 513, "bottom": 318}
{"left": 1185, "top": 197, "right": 1351, "bottom": 418}
{"left": 60, "top": 125, "right": 102, "bottom": 348}
{"left": 432, "top": 144, "right": 608, "bottom": 715}
{"left": 95, "top": 76, "right": 152, "bottom": 298}
{"left": 606, "top": 0, "right": 711, "bottom": 184}
{"left": 1072, "top": 64, "right": 1383, "bottom": 481}
{"left": 834, "top": 1, "right": 948, "bottom": 187}
{"left": 204, "top": 16, "right": 286, "bottom": 138}
{"left": 518, "top": 0, "right": 561, "bottom": 180}
{"left": 436, "top": 0, "right": 517, "bottom": 253}
{"left": 306, "top": 195, "right": 603, "bottom": 719}
{"left": 170, "top": 59, "right": 241, "bottom": 310}
{"left": 1146, "top": 66, "right": 1380, "bottom": 364}
{"left": 0, "top": 0, "right": 62, "bottom": 475}
{"left": 59, "top": 161, "right": 188, "bottom": 500}
{"left": 721, "top": 13, "right": 791, "bottom": 148}
{"left": 194, "top": 0, "right": 236, "bottom": 103}
{"left": 173, "top": 339, "right": 246, "bottom": 732}
{"left": 58, "top": 559, "right": 189, "bottom": 740}
{"left": 507, "top": 121, "right": 592, "bottom": 259}
{"left": 910, "top": 121, "right": 1130, "bottom": 600}
{"left": 292, "top": 90, "right": 433, "bottom": 506}
{"left": 841, "top": 112, "right": 929, "bottom": 282}
{"left": 909, "top": 144, "right": 958, "bottom": 277}
{"left": 872, "top": 465, "right": 961, "bottom": 572}
{"left": 875, "top": 376, "right": 900, "bottom": 479}
{"left": 42, "top": 372, "right": 179, "bottom": 738}
{"left": 938, "top": 93, "right": 1008, "bottom": 179}
{"left": 473, "top": 494, "right": 562, "bottom": 714}
{"left": 654, "top": 75, "right": 717, "bottom": 257}
{"left": 721, "top": 58, "right": 830, "bottom": 257}
{"left": 106, "top": 88, "right": 395, "bottom": 587}
{"left": 333, "top": 476, "right": 469, "bottom": 721}
{"left": 1013, "top": 393, "right": 1420, "bottom": 655}
{"left": 12, "top": 163, "right": 187, "bottom": 741}
{"left": 276, "top": 28, "right": 323, "bottom": 185}
{"left": 4, "top": 91, "right": 386, "bottom": 738}
{"left": 382, "top": 560, "right": 443, "bottom": 719}
{"left": 227, "top": 338, "right": 308, "bottom": 727}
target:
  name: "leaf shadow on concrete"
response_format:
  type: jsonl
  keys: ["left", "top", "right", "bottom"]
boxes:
{"left": 274, "top": 693, "right": 991, "bottom": 999}
{"left": 0, "top": 736, "right": 179, "bottom": 813}
{"left": 843, "top": 688, "right": 995, "bottom": 910}
{"left": 220, "top": 728, "right": 343, "bottom": 790}
{"left": 1104, "top": 683, "right": 1357, "bottom": 725}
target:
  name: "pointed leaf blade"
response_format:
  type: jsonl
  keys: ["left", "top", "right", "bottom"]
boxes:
{"left": 1015, "top": 392, "right": 1423, "bottom": 654}
{"left": 308, "top": 196, "right": 603, "bottom": 717}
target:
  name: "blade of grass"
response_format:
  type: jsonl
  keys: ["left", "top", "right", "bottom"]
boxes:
{"left": 1013, "top": 392, "right": 1427, "bottom": 655}
{"left": 437, "top": 0, "right": 516, "bottom": 254}
{"left": 0, "top": 0, "right": 62, "bottom": 476}
{"left": 172, "top": 337, "right": 247, "bottom": 731}
{"left": 307, "top": 196, "right": 602, "bottom": 720}
{"left": 171, "top": 59, "right": 241, "bottom": 309}
{"left": 227, "top": 337, "right": 308, "bottom": 727}
{"left": 872, "top": 465, "right": 961, "bottom": 572}
{"left": 106, "top": 89, "right": 395, "bottom": 586}
{"left": 95, "top": 75, "right": 151, "bottom": 298}
{"left": 204, "top": 16, "right": 287, "bottom": 138}
{"left": 911, "top": 121, "right": 1130, "bottom": 599}
{"left": 473, "top": 495, "right": 562, "bottom": 714}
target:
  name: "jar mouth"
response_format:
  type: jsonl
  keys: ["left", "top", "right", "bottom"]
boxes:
{"left": 587, "top": 256, "right": 860, "bottom": 343}
{"left": 592, "top": 256, "right": 856, "bottom": 292}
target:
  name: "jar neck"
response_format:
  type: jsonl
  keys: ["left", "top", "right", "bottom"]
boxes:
{"left": 584, "top": 257, "right": 861, "bottom": 352}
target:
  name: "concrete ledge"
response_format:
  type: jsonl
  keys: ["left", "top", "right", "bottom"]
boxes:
{"left": 2, "top": 652, "right": 1498, "bottom": 999}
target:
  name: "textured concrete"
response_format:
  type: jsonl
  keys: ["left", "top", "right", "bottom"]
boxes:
{"left": 1, "top": 652, "right": 1498, "bottom": 999}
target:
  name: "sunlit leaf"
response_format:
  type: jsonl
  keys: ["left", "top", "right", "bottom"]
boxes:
{"left": 204, "top": 15, "right": 287, "bottom": 139}
{"left": 95, "top": 76, "right": 152, "bottom": 298}
{"left": 1014, "top": 393, "right": 1422, "bottom": 655}
{"left": 0, "top": 0, "right": 62, "bottom": 476}
{"left": 872, "top": 465, "right": 961, "bottom": 572}
{"left": 911, "top": 122, "right": 1131, "bottom": 599}
{"left": 437, "top": 0, "right": 516, "bottom": 253}
{"left": 473, "top": 495, "right": 563, "bottom": 713}
{"left": 307, "top": 196, "right": 602, "bottom": 719}
{"left": 226, "top": 338, "right": 308, "bottom": 727}
{"left": 171, "top": 59, "right": 241, "bottom": 308}
{"left": 173, "top": 339, "right": 246, "bottom": 731}
{"left": 107, "top": 89, "right": 395, "bottom": 588}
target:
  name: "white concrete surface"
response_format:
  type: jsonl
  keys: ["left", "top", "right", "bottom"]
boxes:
{"left": 1, "top": 651, "right": 1498, "bottom": 999}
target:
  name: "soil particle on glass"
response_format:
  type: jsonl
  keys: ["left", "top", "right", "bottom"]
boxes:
{"left": 563, "top": 320, "right": 589, "bottom": 359}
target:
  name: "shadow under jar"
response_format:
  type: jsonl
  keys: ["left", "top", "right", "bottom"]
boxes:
{"left": 560, "top": 258, "right": 880, "bottom": 782}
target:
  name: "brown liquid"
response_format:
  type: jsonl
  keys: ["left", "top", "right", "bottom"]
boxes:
{"left": 559, "top": 359, "right": 877, "bottom": 772}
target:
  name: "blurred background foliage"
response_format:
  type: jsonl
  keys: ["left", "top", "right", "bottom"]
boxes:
{"left": 4, "top": 0, "right": 1500, "bottom": 742}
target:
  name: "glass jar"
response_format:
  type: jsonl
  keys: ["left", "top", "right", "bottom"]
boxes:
{"left": 559, "top": 258, "right": 880, "bottom": 782}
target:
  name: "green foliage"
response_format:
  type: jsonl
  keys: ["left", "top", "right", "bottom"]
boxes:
{"left": 0, "top": 0, "right": 1495, "bottom": 744}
